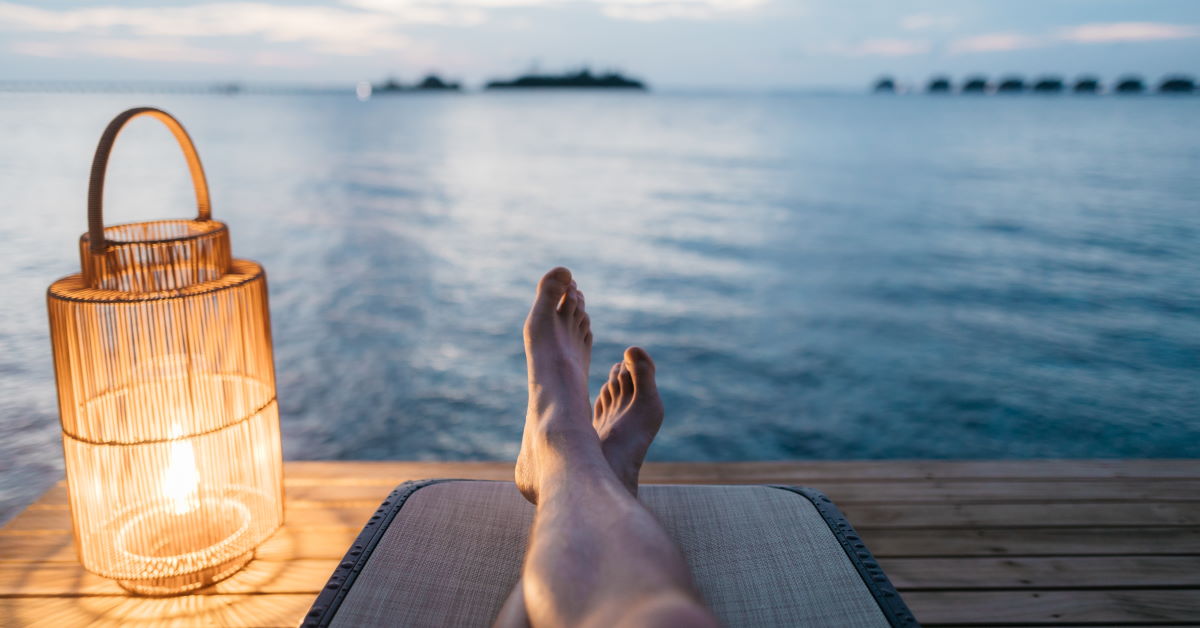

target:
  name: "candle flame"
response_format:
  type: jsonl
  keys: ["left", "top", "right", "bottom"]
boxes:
{"left": 162, "top": 427, "right": 200, "bottom": 515}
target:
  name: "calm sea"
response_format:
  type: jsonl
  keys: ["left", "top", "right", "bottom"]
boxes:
{"left": 1, "top": 91, "right": 1198, "bottom": 522}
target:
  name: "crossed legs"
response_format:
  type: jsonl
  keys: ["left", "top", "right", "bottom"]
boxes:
{"left": 494, "top": 267, "right": 718, "bottom": 628}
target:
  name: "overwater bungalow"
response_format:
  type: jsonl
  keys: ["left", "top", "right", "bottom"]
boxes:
{"left": 926, "top": 76, "right": 952, "bottom": 93}
{"left": 1114, "top": 76, "right": 1146, "bottom": 94}
{"left": 1032, "top": 76, "right": 1065, "bottom": 93}
{"left": 1158, "top": 75, "right": 1196, "bottom": 93}
{"left": 961, "top": 75, "right": 989, "bottom": 93}
{"left": 1073, "top": 76, "right": 1101, "bottom": 93}
{"left": 996, "top": 76, "right": 1026, "bottom": 93}
{"left": 873, "top": 76, "right": 896, "bottom": 93}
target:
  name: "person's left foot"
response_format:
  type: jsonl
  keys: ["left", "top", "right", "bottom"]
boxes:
{"left": 514, "top": 267, "right": 597, "bottom": 504}
{"left": 594, "top": 347, "right": 665, "bottom": 497}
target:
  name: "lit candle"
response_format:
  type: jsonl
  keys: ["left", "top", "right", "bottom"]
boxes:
{"left": 163, "top": 426, "right": 200, "bottom": 516}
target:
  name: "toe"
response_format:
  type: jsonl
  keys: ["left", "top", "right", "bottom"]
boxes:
{"left": 618, "top": 363, "right": 634, "bottom": 398}
{"left": 558, "top": 287, "right": 580, "bottom": 316}
{"left": 608, "top": 362, "right": 622, "bottom": 385}
{"left": 534, "top": 267, "right": 572, "bottom": 310}
{"left": 624, "top": 346, "right": 657, "bottom": 394}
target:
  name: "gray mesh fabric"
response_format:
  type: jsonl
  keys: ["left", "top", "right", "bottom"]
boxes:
{"left": 330, "top": 481, "right": 889, "bottom": 627}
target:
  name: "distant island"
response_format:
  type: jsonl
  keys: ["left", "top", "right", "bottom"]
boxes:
{"left": 486, "top": 69, "right": 646, "bottom": 90}
{"left": 373, "top": 74, "right": 461, "bottom": 93}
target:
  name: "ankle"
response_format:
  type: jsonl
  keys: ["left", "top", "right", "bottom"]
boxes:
{"left": 528, "top": 380, "right": 591, "bottom": 420}
{"left": 531, "top": 418, "right": 601, "bottom": 458}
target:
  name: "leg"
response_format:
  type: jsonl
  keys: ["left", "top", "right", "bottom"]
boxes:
{"left": 496, "top": 345, "right": 670, "bottom": 628}
{"left": 505, "top": 268, "right": 717, "bottom": 628}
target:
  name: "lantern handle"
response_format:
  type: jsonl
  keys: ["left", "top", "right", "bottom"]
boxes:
{"left": 87, "top": 107, "right": 212, "bottom": 254}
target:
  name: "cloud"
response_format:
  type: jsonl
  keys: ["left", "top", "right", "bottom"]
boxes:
{"left": 8, "top": 36, "right": 332, "bottom": 66}
{"left": 827, "top": 38, "right": 932, "bottom": 57}
{"left": 0, "top": 2, "right": 431, "bottom": 56}
{"left": 7, "top": 40, "right": 66, "bottom": 58}
{"left": 1057, "top": 22, "right": 1200, "bottom": 44}
{"left": 87, "top": 39, "right": 236, "bottom": 63}
{"left": 900, "top": 13, "right": 957, "bottom": 32}
{"left": 947, "top": 21, "right": 1198, "bottom": 55}
{"left": 348, "top": 0, "right": 554, "bottom": 8}
{"left": 597, "top": 0, "right": 765, "bottom": 22}
{"left": 0, "top": 0, "right": 772, "bottom": 64}
{"left": 948, "top": 32, "right": 1042, "bottom": 54}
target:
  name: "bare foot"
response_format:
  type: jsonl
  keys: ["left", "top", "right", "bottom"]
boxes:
{"left": 515, "top": 267, "right": 596, "bottom": 504}
{"left": 594, "top": 347, "right": 664, "bottom": 497}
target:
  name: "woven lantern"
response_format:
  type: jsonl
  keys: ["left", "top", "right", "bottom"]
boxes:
{"left": 46, "top": 108, "right": 284, "bottom": 595}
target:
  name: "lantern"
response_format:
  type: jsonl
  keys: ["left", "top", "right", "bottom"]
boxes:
{"left": 46, "top": 108, "right": 284, "bottom": 595}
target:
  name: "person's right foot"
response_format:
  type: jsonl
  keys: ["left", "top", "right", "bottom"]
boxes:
{"left": 594, "top": 347, "right": 664, "bottom": 497}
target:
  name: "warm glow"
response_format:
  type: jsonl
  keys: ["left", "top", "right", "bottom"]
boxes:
{"left": 162, "top": 426, "right": 200, "bottom": 515}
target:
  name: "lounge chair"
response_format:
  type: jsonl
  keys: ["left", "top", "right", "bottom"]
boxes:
{"left": 303, "top": 480, "right": 918, "bottom": 627}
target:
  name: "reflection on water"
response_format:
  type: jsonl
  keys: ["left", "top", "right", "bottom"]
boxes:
{"left": 2, "top": 92, "right": 1198, "bottom": 522}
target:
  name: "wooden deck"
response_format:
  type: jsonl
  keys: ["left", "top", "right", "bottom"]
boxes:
{"left": 2, "top": 460, "right": 1197, "bottom": 626}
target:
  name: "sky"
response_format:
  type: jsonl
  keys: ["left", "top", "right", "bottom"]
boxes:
{"left": 0, "top": 0, "right": 1198, "bottom": 89}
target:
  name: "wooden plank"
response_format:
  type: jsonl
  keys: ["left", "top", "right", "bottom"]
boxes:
{"left": 0, "top": 594, "right": 315, "bottom": 628}
{"left": 2, "top": 502, "right": 379, "bottom": 533}
{"left": 880, "top": 556, "right": 1200, "bottom": 589}
{"left": 821, "top": 480, "right": 1200, "bottom": 504}
{"left": 276, "top": 461, "right": 511, "bottom": 488}
{"left": 0, "top": 558, "right": 335, "bottom": 596}
{"left": 0, "top": 532, "right": 76, "bottom": 562}
{"left": 0, "top": 527, "right": 361, "bottom": 563}
{"left": 860, "top": 526, "right": 1200, "bottom": 557}
{"left": 280, "top": 459, "right": 1200, "bottom": 482}
{"left": 22, "top": 485, "right": 395, "bottom": 510}
{"left": 639, "top": 460, "right": 1200, "bottom": 482}
{"left": 904, "top": 589, "right": 1200, "bottom": 624}
{"left": 841, "top": 502, "right": 1200, "bottom": 528}
{"left": 275, "top": 478, "right": 1200, "bottom": 505}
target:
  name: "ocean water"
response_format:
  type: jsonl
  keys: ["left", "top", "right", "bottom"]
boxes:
{"left": 1, "top": 91, "right": 1198, "bottom": 522}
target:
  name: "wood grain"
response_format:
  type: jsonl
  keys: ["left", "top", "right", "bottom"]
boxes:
{"left": 880, "top": 556, "right": 1200, "bottom": 589}
{"left": 0, "top": 595, "right": 317, "bottom": 628}
{"left": 859, "top": 526, "right": 1200, "bottom": 557}
{"left": 902, "top": 589, "right": 1200, "bottom": 624}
